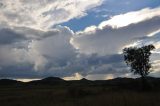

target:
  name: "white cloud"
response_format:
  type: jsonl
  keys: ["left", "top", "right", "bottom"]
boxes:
{"left": 71, "top": 7, "right": 160, "bottom": 56}
{"left": 1, "top": 5, "right": 160, "bottom": 79}
{"left": 16, "top": 78, "right": 40, "bottom": 82}
{"left": 0, "top": 26, "right": 75, "bottom": 71}
{"left": 27, "top": 26, "right": 76, "bottom": 71}
{"left": 0, "top": 0, "right": 103, "bottom": 30}
{"left": 86, "top": 74, "right": 114, "bottom": 80}
{"left": 99, "top": 7, "right": 160, "bottom": 28}
{"left": 63, "top": 73, "right": 83, "bottom": 80}
{"left": 0, "top": 45, "right": 29, "bottom": 66}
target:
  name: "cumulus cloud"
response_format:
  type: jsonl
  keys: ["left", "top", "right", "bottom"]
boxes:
{"left": 0, "top": 28, "right": 27, "bottom": 45}
{"left": 71, "top": 7, "right": 160, "bottom": 55}
{"left": 0, "top": 26, "right": 75, "bottom": 70}
{"left": 0, "top": 0, "right": 102, "bottom": 30}
{"left": 27, "top": 26, "right": 75, "bottom": 71}
{"left": 0, "top": 5, "right": 160, "bottom": 80}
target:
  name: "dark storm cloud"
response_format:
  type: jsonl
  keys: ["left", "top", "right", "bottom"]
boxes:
{"left": 0, "top": 52, "right": 126, "bottom": 79}
{"left": 41, "top": 53, "right": 127, "bottom": 77}
{"left": 0, "top": 27, "right": 59, "bottom": 46}
{"left": 0, "top": 2, "right": 5, "bottom": 8}
{"left": 0, "top": 28, "right": 27, "bottom": 45}
{"left": 13, "top": 27, "right": 60, "bottom": 40}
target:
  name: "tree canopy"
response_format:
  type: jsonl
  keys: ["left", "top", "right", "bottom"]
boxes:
{"left": 123, "top": 44, "right": 155, "bottom": 78}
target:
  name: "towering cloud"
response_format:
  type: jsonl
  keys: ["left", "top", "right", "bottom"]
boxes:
{"left": 0, "top": 0, "right": 160, "bottom": 80}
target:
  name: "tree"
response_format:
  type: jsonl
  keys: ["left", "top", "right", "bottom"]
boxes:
{"left": 123, "top": 44, "right": 155, "bottom": 89}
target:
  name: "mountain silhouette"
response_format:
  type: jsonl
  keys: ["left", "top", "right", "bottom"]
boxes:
{"left": 1, "top": 77, "right": 160, "bottom": 90}
{"left": 0, "top": 79, "right": 21, "bottom": 85}
{"left": 80, "top": 78, "right": 89, "bottom": 81}
{"left": 28, "top": 77, "right": 65, "bottom": 85}
{"left": 42, "top": 77, "right": 64, "bottom": 81}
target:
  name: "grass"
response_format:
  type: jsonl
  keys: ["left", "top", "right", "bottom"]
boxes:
{"left": 0, "top": 84, "right": 160, "bottom": 106}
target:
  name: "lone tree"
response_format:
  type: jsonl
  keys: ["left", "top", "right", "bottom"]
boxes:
{"left": 123, "top": 44, "right": 155, "bottom": 89}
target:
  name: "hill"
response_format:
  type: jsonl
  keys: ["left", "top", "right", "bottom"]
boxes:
{"left": 28, "top": 77, "right": 66, "bottom": 85}
{"left": 0, "top": 79, "right": 22, "bottom": 85}
{"left": 0, "top": 77, "right": 160, "bottom": 106}
{"left": 1, "top": 77, "right": 160, "bottom": 88}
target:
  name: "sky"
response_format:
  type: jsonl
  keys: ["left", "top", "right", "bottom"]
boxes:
{"left": 0, "top": 0, "right": 160, "bottom": 81}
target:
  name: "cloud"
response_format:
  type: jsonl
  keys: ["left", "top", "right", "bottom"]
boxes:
{"left": 0, "top": 28, "right": 27, "bottom": 45}
{"left": 71, "top": 7, "right": 160, "bottom": 55}
{"left": 0, "top": 27, "right": 127, "bottom": 78}
{"left": 99, "top": 7, "right": 160, "bottom": 28}
{"left": 0, "top": 26, "right": 74, "bottom": 70}
{"left": 0, "top": 45, "right": 28, "bottom": 66}
{"left": 63, "top": 73, "right": 83, "bottom": 80}
{"left": 86, "top": 74, "right": 115, "bottom": 80}
{"left": 0, "top": 0, "right": 103, "bottom": 30}
{"left": 27, "top": 26, "right": 76, "bottom": 71}
{"left": 0, "top": 6, "right": 160, "bottom": 80}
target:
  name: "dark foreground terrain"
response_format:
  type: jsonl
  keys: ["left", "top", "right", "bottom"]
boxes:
{"left": 0, "top": 77, "right": 160, "bottom": 106}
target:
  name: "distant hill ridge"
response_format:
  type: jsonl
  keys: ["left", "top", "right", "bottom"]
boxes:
{"left": 0, "top": 79, "right": 22, "bottom": 85}
{"left": 0, "top": 76, "right": 160, "bottom": 86}
{"left": 42, "top": 77, "right": 65, "bottom": 81}
{"left": 80, "top": 78, "right": 89, "bottom": 81}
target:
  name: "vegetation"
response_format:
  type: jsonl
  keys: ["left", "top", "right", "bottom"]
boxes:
{"left": 123, "top": 44, "right": 155, "bottom": 77}
{"left": 0, "top": 77, "right": 160, "bottom": 106}
{"left": 123, "top": 44, "right": 155, "bottom": 89}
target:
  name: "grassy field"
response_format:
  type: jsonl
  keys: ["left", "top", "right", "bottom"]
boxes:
{"left": 0, "top": 83, "right": 160, "bottom": 106}
{"left": 0, "top": 79, "right": 160, "bottom": 106}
